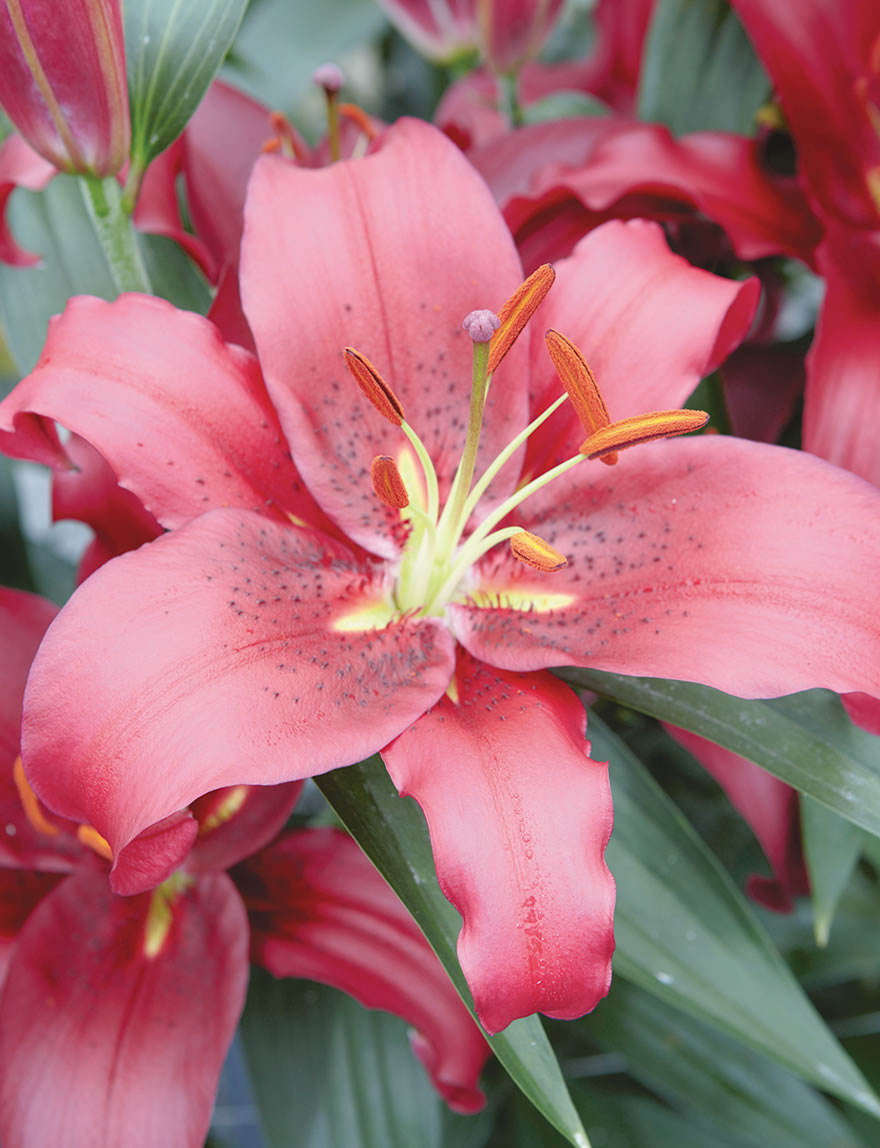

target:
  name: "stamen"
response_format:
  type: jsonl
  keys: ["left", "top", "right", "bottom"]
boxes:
{"left": 343, "top": 347, "right": 405, "bottom": 425}
{"left": 143, "top": 874, "right": 190, "bottom": 959}
{"left": 313, "top": 63, "right": 344, "bottom": 163}
{"left": 12, "top": 755, "right": 58, "bottom": 836}
{"left": 580, "top": 409, "right": 709, "bottom": 459}
{"left": 488, "top": 264, "right": 555, "bottom": 375}
{"left": 266, "top": 111, "right": 310, "bottom": 163}
{"left": 371, "top": 455, "right": 410, "bottom": 509}
{"left": 195, "top": 786, "right": 248, "bottom": 835}
{"left": 77, "top": 823, "right": 113, "bottom": 860}
{"left": 510, "top": 530, "right": 567, "bottom": 571}
{"left": 545, "top": 329, "right": 618, "bottom": 465}
{"left": 339, "top": 102, "right": 378, "bottom": 141}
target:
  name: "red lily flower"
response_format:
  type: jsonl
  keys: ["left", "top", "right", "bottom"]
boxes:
{"left": 3, "top": 119, "right": 880, "bottom": 1033}
{"left": 0, "top": 587, "right": 488, "bottom": 1145}
{"left": 0, "top": 0, "right": 128, "bottom": 177}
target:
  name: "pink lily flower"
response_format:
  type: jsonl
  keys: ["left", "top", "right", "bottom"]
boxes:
{"left": 3, "top": 119, "right": 880, "bottom": 1033}
{"left": 0, "top": 587, "right": 488, "bottom": 1145}
{"left": 0, "top": 0, "right": 128, "bottom": 177}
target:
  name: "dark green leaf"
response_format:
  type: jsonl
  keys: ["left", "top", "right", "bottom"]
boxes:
{"left": 315, "top": 757, "right": 591, "bottom": 1148}
{"left": 638, "top": 0, "right": 770, "bottom": 134}
{"left": 0, "top": 455, "right": 34, "bottom": 591}
{"left": 125, "top": 0, "right": 249, "bottom": 175}
{"left": 240, "top": 973, "right": 494, "bottom": 1148}
{"left": 588, "top": 712, "right": 880, "bottom": 1117}
{"left": 584, "top": 979, "right": 868, "bottom": 1148}
{"left": 801, "top": 796, "right": 865, "bottom": 947}
{"left": 559, "top": 670, "right": 880, "bottom": 841}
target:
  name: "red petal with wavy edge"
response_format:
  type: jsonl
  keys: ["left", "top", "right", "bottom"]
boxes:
{"left": 842, "top": 693, "right": 880, "bottom": 737}
{"left": 240, "top": 118, "right": 529, "bottom": 559}
{"left": 0, "top": 869, "right": 248, "bottom": 1148}
{"left": 52, "top": 433, "right": 162, "bottom": 582}
{"left": 803, "top": 228, "right": 880, "bottom": 487}
{"left": 383, "top": 653, "right": 614, "bottom": 1033}
{"left": 0, "top": 293, "right": 337, "bottom": 535}
{"left": 522, "top": 219, "right": 758, "bottom": 475}
{"left": 665, "top": 725, "right": 808, "bottom": 912}
{"left": 0, "top": 133, "right": 55, "bottom": 266}
{"left": 496, "top": 123, "right": 821, "bottom": 267}
{"left": 730, "top": 0, "right": 880, "bottom": 227}
{"left": 187, "top": 781, "right": 303, "bottom": 875}
{"left": 453, "top": 435, "right": 880, "bottom": 699}
{"left": 21, "top": 509, "right": 455, "bottom": 886}
{"left": 237, "top": 827, "right": 490, "bottom": 1113}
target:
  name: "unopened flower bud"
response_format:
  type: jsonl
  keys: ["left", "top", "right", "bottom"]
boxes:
{"left": 463, "top": 309, "right": 501, "bottom": 343}
{"left": 0, "top": 0, "right": 129, "bottom": 176}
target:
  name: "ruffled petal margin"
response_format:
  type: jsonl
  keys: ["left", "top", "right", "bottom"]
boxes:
{"left": 383, "top": 652, "right": 614, "bottom": 1034}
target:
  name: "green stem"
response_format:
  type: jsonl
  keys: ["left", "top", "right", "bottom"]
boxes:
{"left": 80, "top": 175, "right": 152, "bottom": 294}
{"left": 497, "top": 71, "right": 525, "bottom": 128}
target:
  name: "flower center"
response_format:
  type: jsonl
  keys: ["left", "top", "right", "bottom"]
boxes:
{"left": 343, "top": 265, "right": 707, "bottom": 623}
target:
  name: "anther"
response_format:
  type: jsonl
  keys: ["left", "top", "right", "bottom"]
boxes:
{"left": 580, "top": 409, "right": 709, "bottom": 459}
{"left": 371, "top": 455, "right": 410, "bottom": 509}
{"left": 77, "top": 823, "right": 113, "bottom": 860}
{"left": 488, "top": 264, "right": 555, "bottom": 375}
{"left": 510, "top": 530, "right": 568, "bottom": 571}
{"left": 545, "top": 329, "right": 618, "bottom": 465}
{"left": 13, "top": 755, "right": 58, "bottom": 836}
{"left": 463, "top": 309, "right": 501, "bottom": 343}
{"left": 339, "top": 102, "right": 377, "bottom": 141}
{"left": 343, "top": 348, "right": 405, "bottom": 425}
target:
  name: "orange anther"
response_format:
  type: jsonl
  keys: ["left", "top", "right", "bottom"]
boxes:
{"left": 488, "top": 264, "right": 555, "bottom": 375}
{"left": 510, "top": 530, "right": 568, "bottom": 571}
{"left": 545, "top": 329, "right": 618, "bottom": 463}
{"left": 371, "top": 455, "right": 410, "bottom": 509}
{"left": 344, "top": 347, "right": 405, "bottom": 425}
{"left": 339, "top": 102, "right": 377, "bottom": 141}
{"left": 580, "top": 409, "right": 709, "bottom": 459}
{"left": 77, "top": 823, "right": 113, "bottom": 860}
{"left": 12, "top": 755, "right": 58, "bottom": 836}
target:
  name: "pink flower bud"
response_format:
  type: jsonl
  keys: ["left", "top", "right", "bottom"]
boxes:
{"left": 0, "top": 0, "right": 128, "bottom": 177}
{"left": 478, "top": 0, "right": 566, "bottom": 74}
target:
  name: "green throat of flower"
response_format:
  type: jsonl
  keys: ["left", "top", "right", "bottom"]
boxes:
{"left": 342, "top": 265, "right": 707, "bottom": 621}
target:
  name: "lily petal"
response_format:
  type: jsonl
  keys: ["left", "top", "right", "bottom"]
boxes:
{"left": 0, "top": 133, "right": 55, "bottom": 267}
{"left": 240, "top": 118, "right": 529, "bottom": 558}
{"left": 803, "top": 230, "right": 880, "bottom": 487}
{"left": 383, "top": 653, "right": 614, "bottom": 1033}
{"left": 665, "top": 724, "right": 808, "bottom": 912}
{"left": 0, "top": 869, "right": 248, "bottom": 1148}
{"left": 523, "top": 220, "right": 759, "bottom": 475}
{"left": 237, "top": 826, "right": 490, "bottom": 1114}
{"left": 0, "top": 293, "right": 333, "bottom": 533}
{"left": 453, "top": 435, "right": 880, "bottom": 698}
{"left": 21, "top": 509, "right": 455, "bottom": 886}
{"left": 187, "top": 781, "right": 303, "bottom": 875}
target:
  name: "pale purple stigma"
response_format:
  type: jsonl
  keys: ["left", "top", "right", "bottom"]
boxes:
{"left": 462, "top": 309, "right": 501, "bottom": 343}
{"left": 312, "top": 63, "right": 344, "bottom": 93}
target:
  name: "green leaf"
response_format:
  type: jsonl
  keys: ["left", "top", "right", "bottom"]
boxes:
{"left": 559, "top": 670, "right": 880, "bottom": 841}
{"left": 584, "top": 979, "right": 868, "bottom": 1148}
{"left": 522, "top": 92, "right": 611, "bottom": 124}
{"left": 0, "top": 455, "right": 34, "bottom": 591}
{"left": 801, "top": 796, "right": 865, "bottom": 947}
{"left": 125, "top": 0, "right": 249, "bottom": 176}
{"left": 588, "top": 712, "right": 880, "bottom": 1118}
{"left": 315, "top": 757, "right": 591, "bottom": 1148}
{"left": 0, "top": 176, "right": 116, "bottom": 374}
{"left": 240, "top": 973, "right": 495, "bottom": 1148}
{"left": 638, "top": 0, "right": 770, "bottom": 134}
{"left": 226, "top": 0, "right": 385, "bottom": 111}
